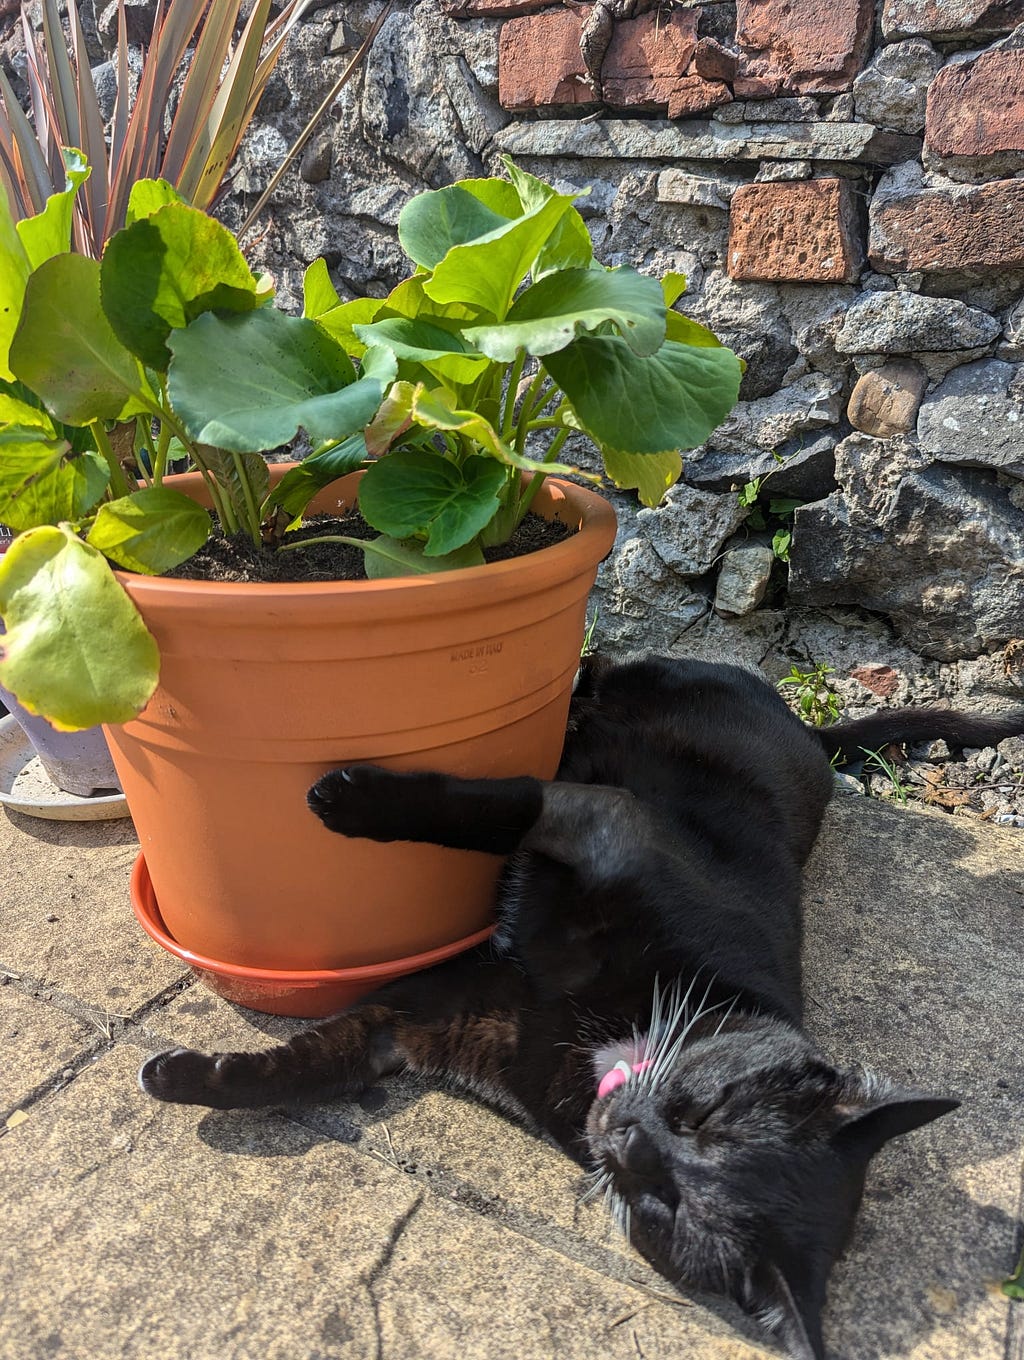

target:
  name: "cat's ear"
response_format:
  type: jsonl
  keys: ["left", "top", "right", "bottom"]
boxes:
{"left": 745, "top": 1260, "right": 825, "bottom": 1360}
{"left": 833, "top": 1076, "right": 959, "bottom": 1157}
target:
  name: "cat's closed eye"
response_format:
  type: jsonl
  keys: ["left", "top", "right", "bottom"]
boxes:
{"left": 666, "top": 1091, "right": 728, "bottom": 1133}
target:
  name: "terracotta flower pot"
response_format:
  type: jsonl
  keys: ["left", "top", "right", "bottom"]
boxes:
{"left": 107, "top": 467, "right": 615, "bottom": 1016}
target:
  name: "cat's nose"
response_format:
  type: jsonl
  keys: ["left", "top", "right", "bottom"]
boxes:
{"left": 608, "top": 1122, "right": 662, "bottom": 1177}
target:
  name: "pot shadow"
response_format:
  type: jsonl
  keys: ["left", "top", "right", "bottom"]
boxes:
{"left": 2, "top": 805, "right": 138, "bottom": 848}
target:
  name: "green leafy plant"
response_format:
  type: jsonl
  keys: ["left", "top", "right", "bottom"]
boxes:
{"left": 0, "top": 158, "right": 742, "bottom": 731}
{"left": 736, "top": 446, "right": 804, "bottom": 562}
{"left": 0, "top": 0, "right": 310, "bottom": 257}
{"left": 778, "top": 662, "right": 844, "bottom": 728}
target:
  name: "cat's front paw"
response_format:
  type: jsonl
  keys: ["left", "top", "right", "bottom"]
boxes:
{"left": 139, "top": 1047, "right": 222, "bottom": 1106}
{"left": 307, "top": 765, "right": 406, "bottom": 840}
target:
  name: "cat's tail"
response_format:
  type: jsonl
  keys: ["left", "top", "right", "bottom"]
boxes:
{"left": 816, "top": 707, "right": 1024, "bottom": 765}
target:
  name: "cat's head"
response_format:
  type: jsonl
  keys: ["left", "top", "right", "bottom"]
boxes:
{"left": 585, "top": 1017, "right": 957, "bottom": 1360}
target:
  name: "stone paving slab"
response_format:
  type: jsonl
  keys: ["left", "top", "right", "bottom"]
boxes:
{"left": 0, "top": 988, "right": 95, "bottom": 1116}
{"left": 0, "top": 796, "right": 1021, "bottom": 1360}
{"left": 0, "top": 808, "right": 186, "bottom": 1014}
{"left": 802, "top": 800, "right": 1023, "bottom": 1360}
{"left": 147, "top": 987, "right": 637, "bottom": 1267}
{"left": 0, "top": 1044, "right": 763, "bottom": 1360}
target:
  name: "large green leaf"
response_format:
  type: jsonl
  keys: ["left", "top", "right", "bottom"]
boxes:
{"left": 357, "top": 451, "right": 508, "bottom": 556}
{"left": 167, "top": 308, "right": 382, "bottom": 451}
{"left": 0, "top": 185, "right": 32, "bottom": 382}
{"left": 86, "top": 486, "right": 212, "bottom": 573}
{"left": 9, "top": 254, "right": 153, "bottom": 425}
{"left": 0, "top": 524, "right": 159, "bottom": 729}
{"left": 542, "top": 335, "right": 742, "bottom": 455}
{"left": 354, "top": 317, "right": 490, "bottom": 386}
{"left": 381, "top": 275, "right": 484, "bottom": 327}
{"left": 662, "top": 273, "right": 687, "bottom": 307}
{"left": 264, "top": 434, "right": 369, "bottom": 518}
{"left": 500, "top": 158, "right": 592, "bottom": 278}
{"left": 312, "top": 297, "right": 386, "bottom": 358}
{"left": 455, "top": 176, "right": 523, "bottom": 220}
{"left": 302, "top": 257, "right": 341, "bottom": 318}
{"left": 398, "top": 184, "right": 513, "bottom": 270}
{"left": 423, "top": 191, "right": 576, "bottom": 322}
{"left": 463, "top": 267, "right": 666, "bottom": 363}
{"left": 125, "top": 178, "right": 187, "bottom": 225}
{"left": 603, "top": 448, "right": 682, "bottom": 508}
{"left": 665, "top": 311, "right": 724, "bottom": 347}
{"left": 0, "top": 423, "right": 108, "bottom": 530}
{"left": 364, "top": 381, "right": 416, "bottom": 458}
{"left": 101, "top": 201, "right": 263, "bottom": 371}
{"left": 15, "top": 149, "right": 90, "bottom": 269}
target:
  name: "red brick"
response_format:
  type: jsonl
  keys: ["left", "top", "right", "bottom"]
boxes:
{"left": 499, "top": 7, "right": 719, "bottom": 115}
{"left": 881, "top": 0, "right": 1023, "bottom": 39}
{"left": 870, "top": 178, "right": 1024, "bottom": 272}
{"left": 925, "top": 50, "right": 1024, "bottom": 157}
{"left": 690, "top": 36, "right": 738, "bottom": 84}
{"left": 850, "top": 665, "right": 901, "bottom": 697}
{"left": 735, "top": 0, "right": 875, "bottom": 95}
{"left": 601, "top": 9, "right": 700, "bottom": 109}
{"left": 498, "top": 11, "right": 596, "bottom": 111}
{"left": 667, "top": 73, "right": 731, "bottom": 119}
{"left": 728, "top": 179, "right": 863, "bottom": 283}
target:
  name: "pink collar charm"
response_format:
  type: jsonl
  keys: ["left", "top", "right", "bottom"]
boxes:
{"left": 597, "top": 1057, "right": 652, "bottom": 1099}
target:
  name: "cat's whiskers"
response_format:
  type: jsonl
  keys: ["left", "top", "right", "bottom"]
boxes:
{"left": 637, "top": 974, "right": 742, "bottom": 1095}
{"left": 579, "top": 1166, "right": 614, "bottom": 1204}
{"left": 640, "top": 974, "right": 713, "bottom": 1092}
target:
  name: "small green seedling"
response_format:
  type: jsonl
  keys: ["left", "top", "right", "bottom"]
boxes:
{"left": 778, "top": 662, "right": 844, "bottom": 728}
{"left": 1003, "top": 1240, "right": 1024, "bottom": 1301}
{"left": 860, "top": 745, "right": 911, "bottom": 806}
{"left": 580, "top": 609, "right": 600, "bottom": 658}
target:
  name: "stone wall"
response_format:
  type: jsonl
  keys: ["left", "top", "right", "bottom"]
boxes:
{"left": 224, "top": 0, "right": 1024, "bottom": 705}
{"left": 7, "top": 0, "right": 1023, "bottom": 711}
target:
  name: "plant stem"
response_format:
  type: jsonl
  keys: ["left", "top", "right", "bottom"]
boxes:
{"left": 524, "top": 381, "right": 556, "bottom": 423}
{"left": 90, "top": 421, "right": 131, "bottom": 499}
{"left": 153, "top": 421, "right": 172, "bottom": 483}
{"left": 515, "top": 426, "right": 571, "bottom": 523}
{"left": 277, "top": 534, "right": 431, "bottom": 573}
{"left": 133, "top": 420, "right": 154, "bottom": 487}
{"left": 143, "top": 392, "right": 237, "bottom": 533}
{"left": 232, "top": 451, "right": 263, "bottom": 545}
{"left": 501, "top": 349, "right": 527, "bottom": 440}
{"left": 513, "top": 369, "right": 549, "bottom": 457}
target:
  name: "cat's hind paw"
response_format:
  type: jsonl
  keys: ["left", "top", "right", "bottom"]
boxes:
{"left": 139, "top": 1047, "right": 229, "bottom": 1107}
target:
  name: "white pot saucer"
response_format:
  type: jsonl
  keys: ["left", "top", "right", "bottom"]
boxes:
{"left": 0, "top": 715, "right": 131, "bottom": 822}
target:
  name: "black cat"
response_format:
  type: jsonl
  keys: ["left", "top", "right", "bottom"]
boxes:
{"left": 140, "top": 655, "right": 1024, "bottom": 1360}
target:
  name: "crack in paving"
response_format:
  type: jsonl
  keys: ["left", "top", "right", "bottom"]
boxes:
{"left": 361, "top": 1191, "right": 425, "bottom": 1360}
{"left": 280, "top": 1105, "right": 665, "bottom": 1303}
{"left": 0, "top": 974, "right": 199, "bottom": 1131}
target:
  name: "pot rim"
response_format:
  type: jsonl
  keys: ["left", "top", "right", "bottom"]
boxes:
{"left": 117, "top": 470, "right": 616, "bottom": 605}
{"left": 131, "top": 853, "right": 496, "bottom": 987}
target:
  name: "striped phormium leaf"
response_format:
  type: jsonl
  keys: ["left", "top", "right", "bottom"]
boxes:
{"left": 0, "top": 0, "right": 313, "bottom": 258}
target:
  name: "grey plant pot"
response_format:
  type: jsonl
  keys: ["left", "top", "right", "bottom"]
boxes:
{"left": 0, "top": 532, "right": 122, "bottom": 796}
